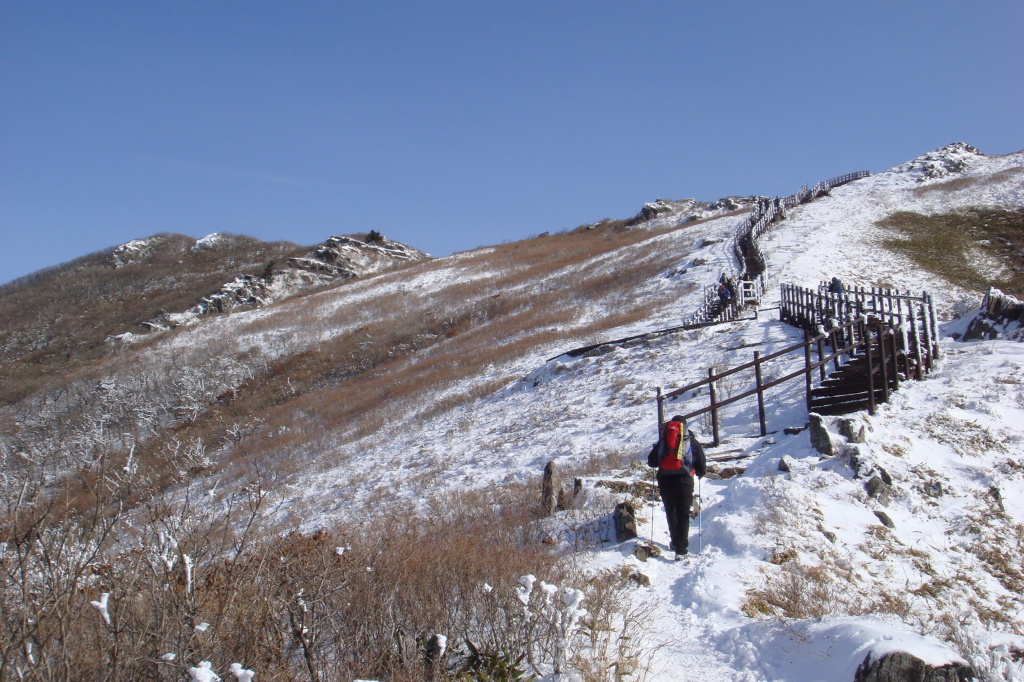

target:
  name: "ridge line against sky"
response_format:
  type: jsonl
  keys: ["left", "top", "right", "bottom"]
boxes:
{"left": 1, "top": 1, "right": 1022, "bottom": 285}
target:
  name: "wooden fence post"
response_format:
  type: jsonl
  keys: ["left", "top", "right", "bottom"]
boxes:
{"left": 928, "top": 292, "right": 939, "bottom": 360}
{"left": 708, "top": 367, "right": 720, "bottom": 447}
{"left": 878, "top": 324, "right": 891, "bottom": 403}
{"left": 754, "top": 351, "right": 767, "bottom": 436}
{"left": 889, "top": 327, "right": 900, "bottom": 390}
{"left": 803, "top": 330, "right": 813, "bottom": 411}
{"left": 816, "top": 336, "right": 826, "bottom": 381}
{"left": 656, "top": 387, "right": 665, "bottom": 431}
{"left": 864, "top": 320, "right": 876, "bottom": 415}
{"left": 923, "top": 292, "right": 938, "bottom": 365}
{"left": 908, "top": 306, "right": 922, "bottom": 379}
{"left": 829, "top": 327, "right": 841, "bottom": 371}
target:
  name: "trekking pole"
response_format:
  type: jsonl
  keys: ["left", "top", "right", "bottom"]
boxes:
{"left": 650, "top": 470, "right": 656, "bottom": 546}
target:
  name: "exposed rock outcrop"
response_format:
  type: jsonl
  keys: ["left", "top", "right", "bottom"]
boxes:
{"left": 892, "top": 142, "right": 985, "bottom": 183}
{"left": 961, "top": 288, "right": 1024, "bottom": 341}
{"left": 541, "top": 461, "right": 562, "bottom": 517}
{"left": 808, "top": 413, "right": 835, "bottom": 456}
{"left": 854, "top": 650, "right": 975, "bottom": 681}
{"left": 613, "top": 502, "right": 639, "bottom": 542}
{"left": 143, "top": 234, "right": 429, "bottom": 331}
{"left": 626, "top": 196, "right": 761, "bottom": 226}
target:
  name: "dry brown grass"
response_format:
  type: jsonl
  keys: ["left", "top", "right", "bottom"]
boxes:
{"left": 911, "top": 166, "right": 1024, "bottom": 197}
{"left": 0, "top": 233, "right": 307, "bottom": 406}
{"left": 2, "top": 465, "right": 632, "bottom": 681}
{"left": 101, "top": 220, "right": 700, "bottom": 492}
{"left": 878, "top": 207, "right": 1024, "bottom": 297}
{"left": 2, "top": 214, "right": 708, "bottom": 530}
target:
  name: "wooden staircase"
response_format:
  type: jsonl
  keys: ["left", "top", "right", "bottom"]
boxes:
{"left": 808, "top": 323, "right": 907, "bottom": 415}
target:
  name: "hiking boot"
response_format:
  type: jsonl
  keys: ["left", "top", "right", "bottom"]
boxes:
{"left": 674, "top": 551, "right": 688, "bottom": 562}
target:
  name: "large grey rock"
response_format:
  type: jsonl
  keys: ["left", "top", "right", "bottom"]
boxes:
{"left": 854, "top": 650, "right": 975, "bottom": 681}
{"left": 839, "top": 418, "right": 867, "bottom": 443}
{"left": 632, "top": 542, "right": 662, "bottom": 562}
{"left": 874, "top": 510, "right": 895, "bottom": 528}
{"left": 865, "top": 476, "right": 892, "bottom": 506}
{"left": 808, "top": 413, "right": 835, "bottom": 456}
{"left": 718, "top": 466, "right": 746, "bottom": 479}
{"left": 840, "top": 444, "right": 862, "bottom": 475}
{"left": 628, "top": 570, "right": 651, "bottom": 587}
{"left": 613, "top": 502, "right": 638, "bottom": 542}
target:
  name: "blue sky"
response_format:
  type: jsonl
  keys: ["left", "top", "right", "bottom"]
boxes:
{"left": 1, "top": 1, "right": 1021, "bottom": 285}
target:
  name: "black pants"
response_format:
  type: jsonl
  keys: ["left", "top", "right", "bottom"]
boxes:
{"left": 657, "top": 473, "right": 694, "bottom": 554}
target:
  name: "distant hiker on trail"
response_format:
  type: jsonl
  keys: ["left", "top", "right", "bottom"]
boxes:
{"left": 828, "top": 277, "right": 846, "bottom": 295}
{"left": 726, "top": 277, "right": 737, "bottom": 300}
{"left": 718, "top": 282, "right": 733, "bottom": 304}
{"left": 647, "top": 416, "right": 706, "bottom": 560}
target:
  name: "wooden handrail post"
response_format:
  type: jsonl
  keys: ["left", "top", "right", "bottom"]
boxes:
{"left": 908, "top": 306, "right": 921, "bottom": 379}
{"left": 754, "top": 351, "right": 767, "bottom": 436}
{"left": 708, "top": 367, "right": 720, "bottom": 447}
{"left": 926, "top": 292, "right": 939, "bottom": 361}
{"left": 889, "top": 327, "right": 900, "bottom": 390}
{"left": 803, "top": 330, "right": 813, "bottom": 411}
{"left": 921, "top": 293, "right": 936, "bottom": 367}
{"left": 878, "top": 324, "right": 891, "bottom": 403}
{"left": 816, "top": 336, "right": 826, "bottom": 381}
{"left": 865, "top": 320, "right": 876, "bottom": 415}
{"left": 656, "top": 387, "right": 665, "bottom": 431}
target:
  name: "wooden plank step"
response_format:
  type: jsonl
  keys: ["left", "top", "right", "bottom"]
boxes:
{"left": 809, "top": 401, "right": 871, "bottom": 416}
{"left": 811, "top": 386, "right": 874, "bottom": 399}
{"left": 817, "top": 377, "right": 896, "bottom": 390}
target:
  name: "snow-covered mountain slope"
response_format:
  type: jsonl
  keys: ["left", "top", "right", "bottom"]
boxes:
{"left": 2, "top": 143, "right": 1022, "bottom": 680}
{"left": 268, "top": 143, "right": 1023, "bottom": 679}
{"left": 760, "top": 143, "right": 1024, "bottom": 317}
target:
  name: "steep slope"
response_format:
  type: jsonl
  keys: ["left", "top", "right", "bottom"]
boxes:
{"left": 0, "top": 232, "right": 302, "bottom": 403}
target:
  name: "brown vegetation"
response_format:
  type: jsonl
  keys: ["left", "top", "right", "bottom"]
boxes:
{"left": 0, "top": 233, "right": 307, "bottom": 406}
{"left": 0, "top": 457, "right": 653, "bottom": 681}
{"left": 878, "top": 207, "right": 1024, "bottom": 297}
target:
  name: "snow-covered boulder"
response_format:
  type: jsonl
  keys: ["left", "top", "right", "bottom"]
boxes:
{"left": 956, "top": 288, "right": 1024, "bottom": 341}
{"left": 854, "top": 649, "right": 975, "bottom": 682}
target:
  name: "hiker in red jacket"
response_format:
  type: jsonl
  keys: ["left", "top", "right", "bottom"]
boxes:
{"left": 648, "top": 416, "right": 707, "bottom": 560}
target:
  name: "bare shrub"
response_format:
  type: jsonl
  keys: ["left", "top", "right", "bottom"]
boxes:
{"left": 572, "top": 567, "right": 661, "bottom": 682}
{"left": 3, "top": 459, "right": 642, "bottom": 681}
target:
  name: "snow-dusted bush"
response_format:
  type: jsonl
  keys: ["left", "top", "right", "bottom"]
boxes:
{"left": 1, "top": 464, "right": 620, "bottom": 681}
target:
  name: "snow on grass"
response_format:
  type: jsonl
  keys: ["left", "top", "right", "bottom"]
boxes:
{"left": 104, "top": 143, "right": 1023, "bottom": 679}
{"left": 266, "top": 144, "right": 1024, "bottom": 679}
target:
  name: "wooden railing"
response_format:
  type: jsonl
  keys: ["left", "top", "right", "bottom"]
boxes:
{"left": 656, "top": 314, "right": 905, "bottom": 446}
{"left": 780, "top": 282, "right": 939, "bottom": 372}
{"left": 683, "top": 170, "right": 871, "bottom": 328}
{"left": 556, "top": 173, "right": 873, "bottom": 358}
{"left": 656, "top": 319, "right": 853, "bottom": 445}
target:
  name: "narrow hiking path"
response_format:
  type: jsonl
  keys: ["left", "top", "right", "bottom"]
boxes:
{"left": 585, "top": 472, "right": 740, "bottom": 682}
